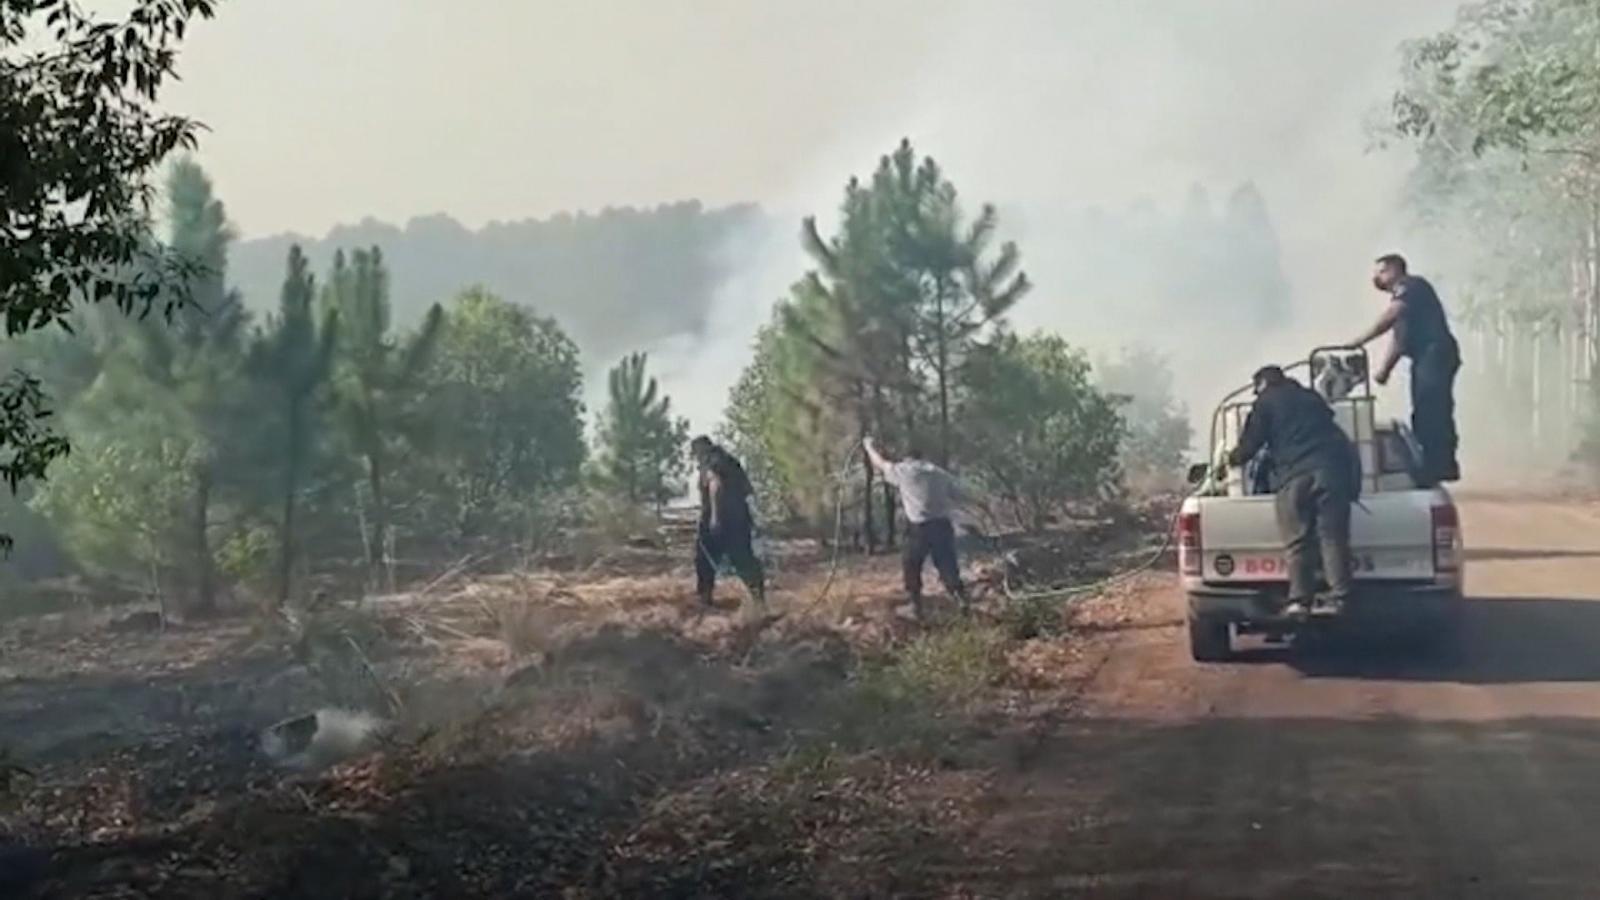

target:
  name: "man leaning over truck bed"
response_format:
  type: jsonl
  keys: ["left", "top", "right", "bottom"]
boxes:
{"left": 1225, "top": 365, "right": 1359, "bottom": 618}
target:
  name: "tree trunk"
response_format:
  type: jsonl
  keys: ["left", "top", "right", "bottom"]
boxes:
{"left": 934, "top": 276, "right": 951, "bottom": 467}
{"left": 1588, "top": 208, "right": 1600, "bottom": 379}
{"left": 654, "top": 453, "right": 667, "bottom": 518}
{"left": 882, "top": 482, "right": 897, "bottom": 550}
{"left": 276, "top": 402, "right": 303, "bottom": 608}
{"left": 366, "top": 451, "right": 391, "bottom": 594}
{"left": 860, "top": 427, "right": 877, "bottom": 553}
{"left": 1501, "top": 314, "right": 1513, "bottom": 392}
{"left": 817, "top": 446, "right": 832, "bottom": 544}
{"left": 1532, "top": 321, "right": 1544, "bottom": 443}
{"left": 192, "top": 468, "right": 215, "bottom": 616}
{"left": 870, "top": 383, "right": 895, "bottom": 550}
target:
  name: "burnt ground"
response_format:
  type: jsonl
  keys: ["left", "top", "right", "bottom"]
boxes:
{"left": 12, "top": 496, "right": 1600, "bottom": 898}
{"left": 0, "top": 519, "right": 1152, "bottom": 900}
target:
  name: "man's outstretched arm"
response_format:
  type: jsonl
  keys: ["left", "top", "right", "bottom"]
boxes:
{"left": 862, "top": 436, "right": 893, "bottom": 475}
{"left": 1352, "top": 300, "right": 1404, "bottom": 348}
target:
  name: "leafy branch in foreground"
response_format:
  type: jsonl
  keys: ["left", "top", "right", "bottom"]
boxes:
{"left": 0, "top": 0, "right": 218, "bottom": 509}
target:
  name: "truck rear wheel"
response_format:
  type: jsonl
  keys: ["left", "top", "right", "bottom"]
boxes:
{"left": 1188, "top": 612, "right": 1233, "bottom": 662}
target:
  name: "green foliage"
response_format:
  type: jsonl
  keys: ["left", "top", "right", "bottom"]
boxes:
{"left": 1385, "top": 0, "right": 1600, "bottom": 469}
{"left": 32, "top": 160, "right": 257, "bottom": 613}
{"left": 0, "top": 0, "right": 215, "bottom": 518}
{"left": 216, "top": 524, "right": 277, "bottom": 593}
{"left": 1386, "top": 0, "right": 1597, "bottom": 294}
{"left": 581, "top": 490, "right": 660, "bottom": 545}
{"left": 0, "top": 373, "right": 69, "bottom": 498}
{"left": 868, "top": 141, "right": 1031, "bottom": 464}
{"left": 787, "top": 139, "right": 1029, "bottom": 467}
{"left": 250, "top": 244, "right": 339, "bottom": 605}
{"left": 738, "top": 138, "right": 1029, "bottom": 541}
{"left": 419, "top": 287, "right": 586, "bottom": 539}
{"left": 321, "top": 246, "right": 443, "bottom": 589}
{"left": 959, "top": 333, "right": 1126, "bottom": 531}
{"left": 593, "top": 352, "right": 689, "bottom": 509}
{"left": 859, "top": 622, "right": 1007, "bottom": 712}
{"left": 717, "top": 321, "right": 795, "bottom": 522}
{"left": 997, "top": 593, "right": 1063, "bottom": 641}
{"left": 255, "top": 247, "right": 337, "bottom": 411}
{"left": 31, "top": 393, "right": 198, "bottom": 589}
{"left": 1097, "top": 345, "right": 1192, "bottom": 489}
{"left": 1390, "top": 1, "right": 1600, "bottom": 157}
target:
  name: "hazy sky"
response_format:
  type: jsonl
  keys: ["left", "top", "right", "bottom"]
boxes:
{"left": 165, "top": 0, "right": 1459, "bottom": 238}
{"left": 154, "top": 0, "right": 1467, "bottom": 431}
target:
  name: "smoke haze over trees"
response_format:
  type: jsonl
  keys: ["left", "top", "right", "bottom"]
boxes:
{"left": 229, "top": 204, "right": 770, "bottom": 370}
{"left": 1049, "top": 182, "right": 1294, "bottom": 340}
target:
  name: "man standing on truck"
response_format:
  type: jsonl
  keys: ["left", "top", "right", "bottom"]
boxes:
{"left": 1353, "top": 253, "right": 1462, "bottom": 485}
{"left": 690, "top": 436, "right": 766, "bottom": 614}
{"left": 863, "top": 436, "right": 969, "bottom": 619}
{"left": 1225, "top": 366, "right": 1358, "bottom": 618}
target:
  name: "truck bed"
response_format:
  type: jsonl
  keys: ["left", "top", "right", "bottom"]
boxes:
{"left": 1192, "top": 489, "right": 1444, "bottom": 585}
{"left": 1182, "top": 355, "right": 1463, "bottom": 660}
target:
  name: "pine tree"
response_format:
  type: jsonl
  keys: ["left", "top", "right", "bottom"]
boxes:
{"left": 718, "top": 320, "right": 795, "bottom": 522}
{"left": 322, "top": 247, "right": 443, "bottom": 592}
{"left": 594, "top": 352, "right": 689, "bottom": 510}
{"left": 766, "top": 139, "right": 1028, "bottom": 545}
{"left": 57, "top": 159, "right": 252, "bottom": 613}
{"left": 875, "top": 141, "right": 1030, "bottom": 466}
{"left": 150, "top": 160, "right": 251, "bottom": 614}
{"left": 250, "top": 245, "right": 338, "bottom": 606}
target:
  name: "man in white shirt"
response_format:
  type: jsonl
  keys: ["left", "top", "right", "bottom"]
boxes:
{"left": 863, "top": 437, "right": 969, "bottom": 618}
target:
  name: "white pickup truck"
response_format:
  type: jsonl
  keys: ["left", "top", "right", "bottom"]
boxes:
{"left": 1178, "top": 348, "right": 1464, "bottom": 662}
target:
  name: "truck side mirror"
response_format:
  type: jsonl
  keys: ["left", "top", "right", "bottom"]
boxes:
{"left": 1186, "top": 463, "right": 1210, "bottom": 486}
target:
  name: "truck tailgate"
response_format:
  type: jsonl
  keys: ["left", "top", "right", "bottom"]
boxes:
{"left": 1196, "top": 492, "right": 1437, "bottom": 583}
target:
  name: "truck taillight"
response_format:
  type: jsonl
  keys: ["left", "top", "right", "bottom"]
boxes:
{"left": 1178, "top": 511, "right": 1202, "bottom": 576}
{"left": 1432, "top": 504, "right": 1460, "bottom": 572}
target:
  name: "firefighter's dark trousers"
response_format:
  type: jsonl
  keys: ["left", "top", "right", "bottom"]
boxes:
{"left": 695, "top": 525, "right": 765, "bottom": 606}
{"left": 1274, "top": 465, "right": 1355, "bottom": 605}
{"left": 1411, "top": 339, "right": 1462, "bottom": 485}
{"left": 904, "top": 518, "right": 966, "bottom": 608}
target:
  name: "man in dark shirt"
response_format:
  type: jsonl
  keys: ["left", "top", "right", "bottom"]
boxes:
{"left": 1227, "top": 366, "right": 1358, "bottom": 617}
{"left": 1354, "top": 253, "right": 1462, "bottom": 485}
{"left": 690, "top": 436, "right": 766, "bottom": 612}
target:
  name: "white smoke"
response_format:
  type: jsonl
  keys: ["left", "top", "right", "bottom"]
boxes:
{"left": 641, "top": 218, "right": 804, "bottom": 439}
{"left": 260, "top": 707, "right": 387, "bottom": 771}
{"left": 624, "top": 1, "right": 1461, "bottom": 443}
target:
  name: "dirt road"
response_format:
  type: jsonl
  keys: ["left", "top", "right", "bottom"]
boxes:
{"left": 980, "top": 497, "right": 1600, "bottom": 898}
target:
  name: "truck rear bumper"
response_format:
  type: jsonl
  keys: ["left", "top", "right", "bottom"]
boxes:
{"left": 1188, "top": 583, "right": 1461, "bottom": 627}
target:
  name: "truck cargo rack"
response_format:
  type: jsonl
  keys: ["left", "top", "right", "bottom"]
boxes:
{"left": 1206, "top": 346, "right": 1380, "bottom": 498}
